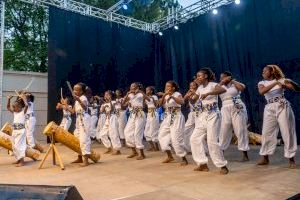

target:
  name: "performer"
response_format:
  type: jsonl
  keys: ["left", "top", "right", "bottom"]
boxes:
{"left": 66, "top": 82, "right": 92, "bottom": 167}
{"left": 89, "top": 96, "right": 100, "bottom": 140}
{"left": 94, "top": 95, "right": 105, "bottom": 143}
{"left": 218, "top": 71, "right": 250, "bottom": 161}
{"left": 183, "top": 81, "right": 199, "bottom": 153}
{"left": 99, "top": 91, "right": 122, "bottom": 155}
{"left": 122, "top": 82, "right": 148, "bottom": 160}
{"left": 56, "top": 97, "right": 72, "bottom": 131}
{"left": 158, "top": 81, "right": 188, "bottom": 166}
{"left": 7, "top": 94, "right": 28, "bottom": 167}
{"left": 257, "top": 65, "right": 300, "bottom": 168}
{"left": 115, "top": 89, "right": 127, "bottom": 145}
{"left": 190, "top": 68, "right": 229, "bottom": 174}
{"left": 24, "top": 92, "right": 36, "bottom": 149}
{"left": 144, "top": 86, "right": 160, "bottom": 151}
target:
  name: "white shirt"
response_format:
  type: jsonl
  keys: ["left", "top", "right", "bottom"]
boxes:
{"left": 115, "top": 98, "right": 123, "bottom": 110}
{"left": 26, "top": 102, "right": 34, "bottom": 115}
{"left": 89, "top": 103, "right": 99, "bottom": 116}
{"left": 146, "top": 95, "right": 158, "bottom": 109}
{"left": 219, "top": 83, "right": 241, "bottom": 101}
{"left": 63, "top": 105, "right": 72, "bottom": 117}
{"left": 196, "top": 82, "right": 218, "bottom": 105}
{"left": 75, "top": 95, "right": 88, "bottom": 114}
{"left": 128, "top": 93, "right": 144, "bottom": 108}
{"left": 258, "top": 80, "right": 284, "bottom": 100}
{"left": 102, "top": 101, "right": 115, "bottom": 114}
{"left": 164, "top": 92, "right": 182, "bottom": 108}
{"left": 14, "top": 110, "right": 26, "bottom": 124}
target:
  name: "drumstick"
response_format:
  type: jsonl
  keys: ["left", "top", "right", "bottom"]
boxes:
{"left": 23, "top": 77, "right": 35, "bottom": 91}
{"left": 66, "top": 81, "right": 73, "bottom": 95}
{"left": 60, "top": 88, "right": 63, "bottom": 99}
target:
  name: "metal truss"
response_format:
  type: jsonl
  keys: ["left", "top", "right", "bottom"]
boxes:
{"left": 152, "top": 0, "right": 235, "bottom": 33}
{"left": 107, "top": 0, "right": 133, "bottom": 13}
{"left": 0, "top": 0, "right": 5, "bottom": 127}
{"left": 18, "top": 0, "right": 152, "bottom": 32}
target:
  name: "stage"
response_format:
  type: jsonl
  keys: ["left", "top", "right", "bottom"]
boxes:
{"left": 0, "top": 143, "right": 299, "bottom": 200}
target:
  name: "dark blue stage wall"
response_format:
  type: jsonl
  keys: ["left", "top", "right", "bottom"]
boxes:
{"left": 154, "top": 0, "right": 300, "bottom": 140}
{"left": 48, "top": 0, "right": 300, "bottom": 140}
{"left": 48, "top": 7, "right": 155, "bottom": 125}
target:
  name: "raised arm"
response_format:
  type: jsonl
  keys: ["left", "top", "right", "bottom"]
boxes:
{"left": 231, "top": 80, "right": 246, "bottom": 91}
{"left": 258, "top": 81, "right": 279, "bottom": 95}
{"left": 283, "top": 79, "right": 300, "bottom": 92}
{"left": 6, "top": 95, "right": 14, "bottom": 113}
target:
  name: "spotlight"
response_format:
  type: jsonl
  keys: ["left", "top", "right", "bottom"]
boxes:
{"left": 122, "top": 4, "right": 128, "bottom": 10}
{"left": 212, "top": 9, "right": 218, "bottom": 15}
{"left": 235, "top": 0, "right": 241, "bottom": 5}
{"left": 174, "top": 25, "right": 179, "bottom": 30}
{"left": 158, "top": 31, "right": 163, "bottom": 36}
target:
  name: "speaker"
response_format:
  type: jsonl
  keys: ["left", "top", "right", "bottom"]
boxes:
{"left": 287, "top": 194, "right": 300, "bottom": 200}
{"left": 0, "top": 184, "right": 84, "bottom": 200}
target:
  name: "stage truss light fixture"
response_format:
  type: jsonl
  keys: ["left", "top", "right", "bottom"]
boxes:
{"left": 212, "top": 9, "right": 218, "bottom": 15}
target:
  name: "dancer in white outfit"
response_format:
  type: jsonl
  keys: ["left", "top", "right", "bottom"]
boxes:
{"left": 24, "top": 93, "right": 36, "bottom": 149}
{"left": 56, "top": 97, "right": 72, "bottom": 131}
{"left": 115, "top": 89, "right": 127, "bottom": 146}
{"left": 122, "top": 82, "right": 148, "bottom": 160}
{"left": 158, "top": 81, "right": 188, "bottom": 166}
{"left": 89, "top": 97, "right": 100, "bottom": 139}
{"left": 65, "top": 82, "right": 92, "bottom": 167}
{"left": 218, "top": 71, "right": 250, "bottom": 161}
{"left": 99, "top": 91, "right": 122, "bottom": 155}
{"left": 257, "top": 65, "right": 300, "bottom": 169}
{"left": 144, "top": 86, "right": 160, "bottom": 151}
{"left": 183, "top": 81, "right": 199, "bottom": 153}
{"left": 190, "top": 68, "right": 229, "bottom": 174}
{"left": 7, "top": 94, "right": 28, "bottom": 167}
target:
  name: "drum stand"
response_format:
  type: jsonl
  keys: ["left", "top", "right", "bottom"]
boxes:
{"left": 39, "top": 131, "right": 65, "bottom": 170}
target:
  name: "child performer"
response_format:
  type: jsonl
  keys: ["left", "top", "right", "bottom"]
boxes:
{"left": 158, "top": 81, "right": 188, "bottom": 166}
{"left": 56, "top": 97, "right": 72, "bottom": 131}
{"left": 7, "top": 94, "right": 28, "bottom": 167}
{"left": 144, "top": 86, "right": 160, "bottom": 151}
{"left": 190, "top": 68, "right": 229, "bottom": 174}
{"left": 183, "top": 81, "right": 199, "bottom": 153}
{"left": 115, "top": 89, "right": 127, "bottom": 145}
{"left": 99, "top": 91, "right": 122, "bottom": 155}
{"left": 65, "top": 82, "right": 92, "bottom": 167}
{"left": 257, "top": 65, "right": 300, "bottom": 168}
{"left": 122, "top": 82, "right": 148, "bottom": 160}
{"left": 24, "top": 92, "right": 36, "bottom": 149}
{"left": 218, "top": 71, "right": 250, "bottom": 161}
{"left": 89, "top": 96, "right": 100, "bottom": 140}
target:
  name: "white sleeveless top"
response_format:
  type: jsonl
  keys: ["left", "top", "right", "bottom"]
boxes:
{"left": 164, "top": 92, "right": 182, "bottom": 108}
{"left": 146, "top": 95, "right": 158, "bottom": 109}
{"left": 14, "top": 110, "right": 26, "bottom": 124}
{"left": 219, "top": 83, "right": 241, "bottom": 101}
{"left": 196, "top": 82, "right": 218, "bottom": 105}
{"left": 75, "top": 95, "right": 88, "bottom": 114}
{"left": 258, "top": 80, "right": 284, "bottom": 100}
{"left": 128, "top": 93, "right": 144, "bottom": 108}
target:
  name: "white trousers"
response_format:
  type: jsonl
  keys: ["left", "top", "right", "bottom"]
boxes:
{"left": 117, "top": 110, "right": 127, "bottom": 139}
{"left": 260, "top": 100, "right": 297, "bottom": 158}
{"left": 90, "top": 115, "right": 98, "bottom": 138}
{"left": 158, "top": 112, "right": 186, "bottom": 157}
{"left": 74, "top": 114, "right": 91, "bottom": 155}
{"left": 190, "top": 111, "right": 227, "bottom": 168}
{"left": 219, "top": 103, "right": 250, "bottom": 151}
{"left": 144, "top": 112, "right": 160, "bottom": 142}
{"left": 184, "top": 112, "right": 195, "bottom": 152}
{"left": 25, "top": 116, "right": 36, "bottom": 148}
{"left": 12, "top": 129, "right": 26, "bottom": 160}
{"left": 60, "top": 117, "right": 72, "bottom": 131}
{"left": 124, "top": 112, "right": 146, "bottom": 149}
{"left": 96, "top": 114, "right": 106, "bottom": 140}
{"left": 100, "top": 115, "right": 122, "bottom": 150}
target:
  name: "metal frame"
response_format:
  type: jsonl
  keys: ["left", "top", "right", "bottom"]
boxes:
{"left": 107, "top": 0, "right": 133, "bottom": 13}
{"left": 0, "top": 0, "right": 5, "bottom": 127}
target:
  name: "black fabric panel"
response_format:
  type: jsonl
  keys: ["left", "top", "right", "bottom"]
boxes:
{"left": 154, "top": 0, "right": 300, "bottom": 141}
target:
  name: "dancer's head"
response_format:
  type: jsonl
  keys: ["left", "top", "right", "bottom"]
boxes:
{"left": 262, "top": 65, "right": 285, "bottom": 80}
{"left": 13, "top": 98, "right": 26, "bottom": 112}
{"left": 115, "top": 89, "right": 123, "bottom": 98}
{"left": 146, "top": 86, "right": 155, "bottom": 96}
{"left": 189, "top": 81, "right": 198, "bottom": 91}
{"left": 165, "top": 80, "right": 179, "bottom": 94}
{"left": 196, "top": 68, "right": 215, "bottom": 84}
{"left": 104, "top": 90, "right": 113, "bottom": 102}
{"left": 73, "top": 82, "right": 87, "bottom": 97}
{"left": 130, "top": 82, "right": 143, "bottom": 93}
{"left": 220, "top": 71, "right": 233, "bottom": 85}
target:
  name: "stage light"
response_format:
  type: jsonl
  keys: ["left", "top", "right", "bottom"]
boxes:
{"left": 235, "top": 0, "right": 241, "bottom": 5}
{"left": 174, "top": 25, "right": 179, "bottom": 30}
{"left": 158, "top": 31, "right": 163, "bottom": 36}
{"left": 212, "top": 9, "right": 218, "bottom": 15}
{"left": 122, "top": 4, "right": 128, "bottom": 10}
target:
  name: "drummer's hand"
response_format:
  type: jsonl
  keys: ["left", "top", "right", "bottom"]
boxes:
{"left": 73, "top": 94, "right": 80, "bottom": 101}
{"left": 7, "top": 95, "right": 13, "bottom": 100}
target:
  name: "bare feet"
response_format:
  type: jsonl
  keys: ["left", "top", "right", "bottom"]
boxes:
{"left": 111, "top": 150, "right": 121, "bottom": 155}
{"left": 15, "top": 158, "right": 25, "bottom": 167}
{"left": 127, "top": 148, "right": 138, "bottom": 158}
{"left": 79, "top": 155, "right": 90, "bottom": 167}
{"left": 242, "top": 151, "right": 249, "bottom": 162}
{"left": 194, "top": 164, "right": 209, "bottom": 172}
{"left": 104, "top": 148, "right": 113, "bottom": 154}
{"left": 136, "top": 149, "right": 146, "bottom": 160}
{"left": 220, "top": 166, "right": 229, "bottom": 175}
{"left": 71, "top": 155, "right": 83, "bottom": 163}
{"left": 162, "top": 157, "right": 174, "bottom": 163}
{"left": 257, "top": 155, "right": 269, "bottom": 165}
{"left": 289, "top": 157, "right": 296, "bottom": 169}
{"left": 180, "top": 157, "right": 188, "bottom": 166}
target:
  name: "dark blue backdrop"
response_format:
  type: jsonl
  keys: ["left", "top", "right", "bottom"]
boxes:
{"left": 48, "top": 0, "right": 300, "bottom": 141}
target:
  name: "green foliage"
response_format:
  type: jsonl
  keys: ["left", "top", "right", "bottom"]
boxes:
{"left": 4, "top": 0, "right": 181, "bottom": 72}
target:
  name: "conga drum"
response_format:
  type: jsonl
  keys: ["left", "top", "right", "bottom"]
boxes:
{"left": 0, "top": 131, "right": 40, "bottom": 160}
{"left": 43, "top": 121, "right": 100, "bottom": 163}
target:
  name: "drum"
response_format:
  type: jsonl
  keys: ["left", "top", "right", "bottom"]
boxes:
{"left": 43, "top": 121, "right": 100, "bottom": 163}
